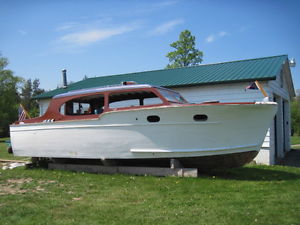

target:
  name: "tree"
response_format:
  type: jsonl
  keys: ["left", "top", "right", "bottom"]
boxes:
{"left": 32, "top": 79, "right": 44, "bottom": 97}
{"left": 31, "top": 79, "right": 44, "bottom": 116}
{"left": 0, "top": 56, "right": 22, "bottom": 137}
{"left": 166, "top": 30, "right": 203, "bottom": 69}
{"left": 21, "top": 79, "right": 33, "bottom": 112}
{"left": 20, "top": 78, "right": 44, "bottom": 117}
{"left": 291, "top": 90, "right": 300, "bottom": 136}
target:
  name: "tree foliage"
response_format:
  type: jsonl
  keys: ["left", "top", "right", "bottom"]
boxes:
{"left": 166, "top": 30, "right": 203, "bottom": 69}
{"left": 0, "top": 55, "right": 45, "bottom": 137}
{"left": 20, "top": 78, "right": 44, "bottom": 118}
{"left": 22, "top": 78, "right": 43, "bottom": 117}
{"left": 291, "top": 90, "right": 300, "bottom": 136}
{"left": 0, "top": 56, "right": 22, "bottom": 137}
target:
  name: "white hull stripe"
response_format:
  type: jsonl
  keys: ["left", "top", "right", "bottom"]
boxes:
{"left": 130, "top": 144, "right": 259, "bottom": 153}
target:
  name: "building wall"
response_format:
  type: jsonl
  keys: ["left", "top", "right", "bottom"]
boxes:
{"left": 266, "top": 65, "right": 292, "bottom": 164}
{"left": 172, "top": 82, "right": 267, "bottom": 104}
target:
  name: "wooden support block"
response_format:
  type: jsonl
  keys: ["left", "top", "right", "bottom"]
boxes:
{"left": 170, "top": 158, "right": 183, "bottom": 169}
{"left": 48, "top": 163, "right": 198, "bottom": 177}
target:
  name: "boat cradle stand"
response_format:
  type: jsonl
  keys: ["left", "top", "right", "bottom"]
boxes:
{"left": 48, "top": 159, "right": 198, "bottom": 177}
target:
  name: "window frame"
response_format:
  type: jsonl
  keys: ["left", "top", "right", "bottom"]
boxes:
{"left": 107, "top": 88, "right": 166, "bottom": 111}
{"left": 57, "top": 93, "right": 106, "bottom": 119}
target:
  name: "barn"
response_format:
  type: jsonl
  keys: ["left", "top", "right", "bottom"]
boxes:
{"left": 35, "top": 55, "right": 296, "bottom": 165}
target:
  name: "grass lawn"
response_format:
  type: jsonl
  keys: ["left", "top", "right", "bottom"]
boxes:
{"left": 1, "top": 141, "right": 300, "bottom": 224}
{"left": 291, "top": 135, "right": 300, "bottom": 145}
{"left": 291, "top": 136, "right": 300, "bottom": 150}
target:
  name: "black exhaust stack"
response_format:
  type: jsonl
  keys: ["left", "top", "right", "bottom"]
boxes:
{"left": 62, "top": 69, "right": 67, "bottom": 88}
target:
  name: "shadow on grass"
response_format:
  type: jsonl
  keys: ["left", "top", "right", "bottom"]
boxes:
{"left": 203, "top": 166, "right": 300, "bottom": 181}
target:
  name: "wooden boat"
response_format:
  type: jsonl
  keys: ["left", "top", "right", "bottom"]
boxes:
{"left": 10, "top": 83, "right": 277, "bottom": 170}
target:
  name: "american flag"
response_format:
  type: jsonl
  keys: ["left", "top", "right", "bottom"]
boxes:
{"left": 245, "top": 82, "right": 258, "bottom": 90}
{"left": 18, "top": 104, "right": 29, "bottom": 121}
{"left": 245, "top": 80, "right": 268, "bottom": 97}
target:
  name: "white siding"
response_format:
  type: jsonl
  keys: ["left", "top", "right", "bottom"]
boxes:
{"left": 172, "top": 82, "right": 268, "bottom": 104}
{"left": 38, "top": 99, "right": 51, "bottom": 116}
{"left": 268, "top": 66, "right": 292, "bottom": 160}
{"left": 268, "top": 76, "right": 290, "bottom": 100}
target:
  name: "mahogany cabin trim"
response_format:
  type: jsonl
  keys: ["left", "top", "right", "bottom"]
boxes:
{"left": 15, "top": 86, "right": 172, "bottom": 124}
{"left": 15, "top": 85, "right": 255, "bottom": 125}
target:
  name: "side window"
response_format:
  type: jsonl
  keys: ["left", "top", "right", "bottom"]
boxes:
{"left": 143, "top": 97, "right": 163, "bottom": 106}
{"left": 109, "top": 91, "right": 163, "bottom": 109}
{"left": 110, "top": 99, "right": 140, "bottom": 108}
{"left": 60, "top": 94, "right": 104, "bottom": 116}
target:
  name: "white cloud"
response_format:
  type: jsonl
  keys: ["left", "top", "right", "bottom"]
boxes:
{"left": 55, "top": 17, "right": 113, "bottom": 32}
{"left": 58, "top": 26, "right": 136, "bottom": 46}
{"left": 51, "top": 19, "right": 140, "bottom": 54}
{"left": 205, "top": 31, "right": 229, "bottom": 43}
{"left": 205, "top": 35, "right": 215, "bottom": 43}
{"left": 55, "top": 22, "right": 79, "bottom": 31}
{"left": 150, "top": 19, "right": 184, "bottom": 35}
{"left": 218, "top": 31, "right": 228, "bottom": 37}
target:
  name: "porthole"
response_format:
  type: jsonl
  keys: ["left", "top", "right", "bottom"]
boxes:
{"left": 193, "top": 114, "right": 208, "bottom": 121}
{"left": 147, "top": 115, "right": 160, "bottom": 123}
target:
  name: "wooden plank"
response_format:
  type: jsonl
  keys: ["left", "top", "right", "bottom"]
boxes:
{"left": 0, "top": 159, "right": 29, "bottom": 163}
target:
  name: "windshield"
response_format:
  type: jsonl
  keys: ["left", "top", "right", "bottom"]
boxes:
{"left": 157, "top": 88, "right": 188, "bottom": 104}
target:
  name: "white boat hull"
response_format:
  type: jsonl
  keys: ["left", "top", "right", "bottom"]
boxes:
{"left": 10, "top": 103, "right": 277, "bottom": 168}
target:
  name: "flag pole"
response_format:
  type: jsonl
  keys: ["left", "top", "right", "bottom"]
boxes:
{"left": 254, "top": 80, "right": 268, "bottom": 98}
{"left": 20, "top": 104, "right": 31, "bottom": 119}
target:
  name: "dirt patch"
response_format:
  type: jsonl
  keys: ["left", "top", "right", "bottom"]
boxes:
{"left": 0, "top": 178, "right": 57, "bottom": 195}
{"left": 0, "top": 185, "right": 28, "bottom": 195}
{"left": 38, "top": 180, "right": 56, "bottom": 185}
{"left": 0, "top": 178, "right": 33, "bottom": 195}
{"left": 7, "top": 178, "right": 33, "bottom": 184}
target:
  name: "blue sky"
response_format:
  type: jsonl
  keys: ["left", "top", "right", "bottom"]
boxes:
{"left": 1, "top": 0, "right": 300, "bottom": 91}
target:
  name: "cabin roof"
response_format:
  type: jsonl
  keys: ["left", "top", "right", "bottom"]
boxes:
{"left": 35, "top": 55, "right": 289, "bottom": 99}
{"left": 53, "top": 84, "right": 161, "bottom": 99}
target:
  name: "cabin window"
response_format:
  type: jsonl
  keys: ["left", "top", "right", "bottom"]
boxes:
{"left": 157, "top": 88, "right": 187, "bottom": 104}
{"left": 143, "top": 97, "right": 164, "bottom": 105}
{"left": 109, "top": 91, "right": 163, "bottom": 109}
{"left": 60, "top": 94, "right": 104, "bottom": 116}
{"left": 110, "top": 99, "right": 140, "bottom": 108}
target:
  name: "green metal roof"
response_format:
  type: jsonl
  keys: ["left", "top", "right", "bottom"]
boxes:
{"left": 36, "top": 55, "right": 288, "bottom": 99}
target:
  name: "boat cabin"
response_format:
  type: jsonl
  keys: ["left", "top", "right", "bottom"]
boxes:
{"left": 18, "top": 84, "right": 188, "bottom": 124}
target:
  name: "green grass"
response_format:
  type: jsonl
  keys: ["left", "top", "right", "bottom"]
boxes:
{"left": 291, "top": 136, "right": 300, "bottom": 150}
{"left": 1, "top": 139, "right": 300, "bottom": 224}
{"left": 0, "top": 165, "right": 300, "bottom": 225}
{"left": 0, "top": 138, "right": 29, "bottom": 161}
{"left": 291, "top": 135, "right": 300, "bottom": 145}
